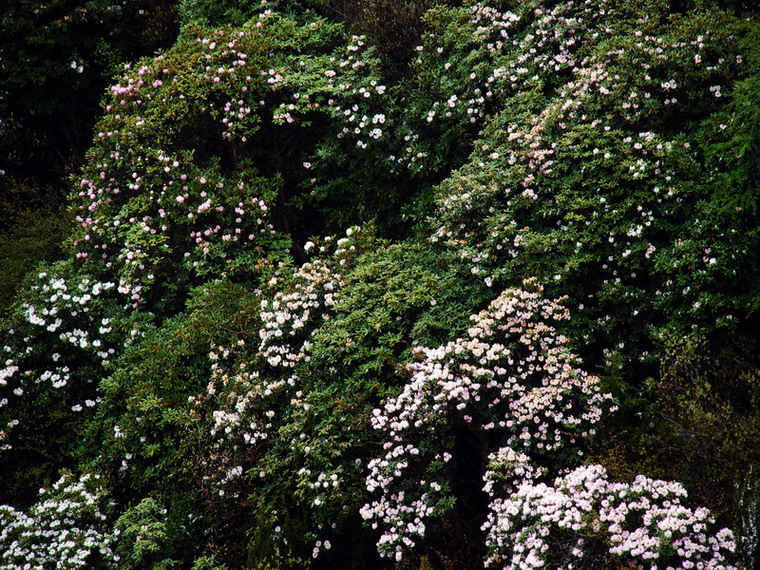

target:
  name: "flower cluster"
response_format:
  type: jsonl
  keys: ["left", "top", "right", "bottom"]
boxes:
{"left": 0, "top": 473, "right": 117, "bottom": 569}
{"left": 484, "top": 463, "right": 736, "bottom": 569}
{"left": 73, "top": 148, "right": 283, "bottom": 301}
{"left": 258, "top": 258, "right": 342, "bottom": 371}
{"left": 201, "top": 227, "right": 369, "bottom": 497}
{"left": 206, "top": 256, "right": 343, "bottom": 463}
{"left": 393, "top": 0, "right": 633, "bottom": 177}
{"left": 361, "top": 281, "right": 615, "bottom": 560}
{"left": 0, "top": 264, "right": 145, "bottom": 449}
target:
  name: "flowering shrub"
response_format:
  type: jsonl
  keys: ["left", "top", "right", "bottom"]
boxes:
{"left": 484, "top": 464, "right": 736, "bottom": 569}
{"left": 0, "top": 1, "right": 393, "bottom": 533}
{"left": 428, "top": 0, "right": 756, "bottom": 364}
{"left": 201, "top": 253, "right": 348, "bottom": 490}
{"left": 0, "top": 258, "right": 154, "bottom": 502}
{"left": 191, "top": 236, "right": 488, "bottom": 565}
{"left": 0, "top": 472, "right": 117, "bottom": 569}
{"left": 205, "top": 226, "right": 369, "bottom": 447}
{"left": 362, "top": 281, "right": 737, "bottom": 568}
{"left": 361, "top": 281, "right": 616, "bottom": 561}
{"left": 191, "top": 227, "right": 379, "bottom": 560}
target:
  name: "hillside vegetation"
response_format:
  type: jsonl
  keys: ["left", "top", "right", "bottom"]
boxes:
{"left": 1, "top": 0, "right": 760, "bottom": 568}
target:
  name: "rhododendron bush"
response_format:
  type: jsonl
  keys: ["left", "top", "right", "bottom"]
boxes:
{"left": 429, "top": 0, "right": 757, "bottom": 359}
{"left": 191, "top": 233, "right": 492, "bottom": 565}
{"left": 360, "top": 283, "right": 734, "bottom": 568}
{"left": 0, "top": 472, "right": 117, "bottom": 568}
{"left": 361, "top": 283, "right": 614, "bottom": 557}
{"left": 484, "top": 464, "right": 736, "bottom": 569}
{"left": 1, "top": 0, "right": 759, "bottom": 567}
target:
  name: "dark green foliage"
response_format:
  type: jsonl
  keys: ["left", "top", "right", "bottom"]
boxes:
{"left": 0, "top": 0, "right": 180, "bottom": 231}
{"left": 0, "top": 204, "right": 71, "bottom": 316}
{"left": 93, "top": 281, "right": 262, "bottom": 566}
{"left": 0, "top": 401, "right": 82, "bottom": 508}
{"left": 178, "top": 0, "right": 268, "bottom": 26}
{"left": 651, "top": 338, "right": 760, "bottom": 562}
{"left": 113, "top": 497, "right": 173, "bottom": 568}
{"left": 329, "top": 0, "right": 440, "bottom": 79}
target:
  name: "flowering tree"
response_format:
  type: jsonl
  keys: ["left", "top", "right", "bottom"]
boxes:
{"left": 362, "top": 281, "right": 735, "bottom": 568}
{"left": 361, "top": 281, "right": 613, "bottom": 560}
{"left": 191, "top": 226, "right": 384, "bottom": 563}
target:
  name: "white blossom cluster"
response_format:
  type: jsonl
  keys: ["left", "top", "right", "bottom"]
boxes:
{"left": 208, "top": 258, "right": 344, "bottom": 450}
{"left": 399, "top": 0, "right": 608, "bottom": 173}
{"left": 432, "top": 64, "right": 682, "bottom": 279}
{"left": 0, "top": 271, "right": 129, "bottom": 449}
{"left": 361, "top": 281, "right": 615, "bottom": 561}
{"left": 483, "top": 463, "right": 736, "bottom": 569}
{"left": 259, "top": 258, "right": 342, "bottom": 371}
{"left": 268, "top": 33, "right": 393, "bottom": 164}
{"left": 0, "top": 473, "right": 117, "bottom": 569}
{"left": 204, "top": 228, "right": 366, "bottom": 497}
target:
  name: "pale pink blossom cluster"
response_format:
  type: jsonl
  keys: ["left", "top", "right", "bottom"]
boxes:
{"left": 483, "top": 463, "right": 736, "bottom": 569}
{"left": 362, "top": 277, "right": 735, "bottom": 566}
{"left": 361, "top": 281, "right": 615, "bottom": 560}
{"left": 74, "top": 153, "right": 276, "bottom": 298}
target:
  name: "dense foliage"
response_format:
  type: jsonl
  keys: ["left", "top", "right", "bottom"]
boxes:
{"left": 2, "top": 0, "right": 760, "bottom": 568}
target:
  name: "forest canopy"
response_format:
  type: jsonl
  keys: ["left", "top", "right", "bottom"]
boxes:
{"left": 1, "top": 0, "right": 760, "bottom": 568}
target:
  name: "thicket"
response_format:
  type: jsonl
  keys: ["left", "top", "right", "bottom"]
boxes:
{"left": 1, "top": 0, "right": 759, "bottom": 568}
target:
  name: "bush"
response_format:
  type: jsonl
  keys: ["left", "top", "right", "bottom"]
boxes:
{"left": 0, "top": 472, "right": 117, "bottom": 568}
